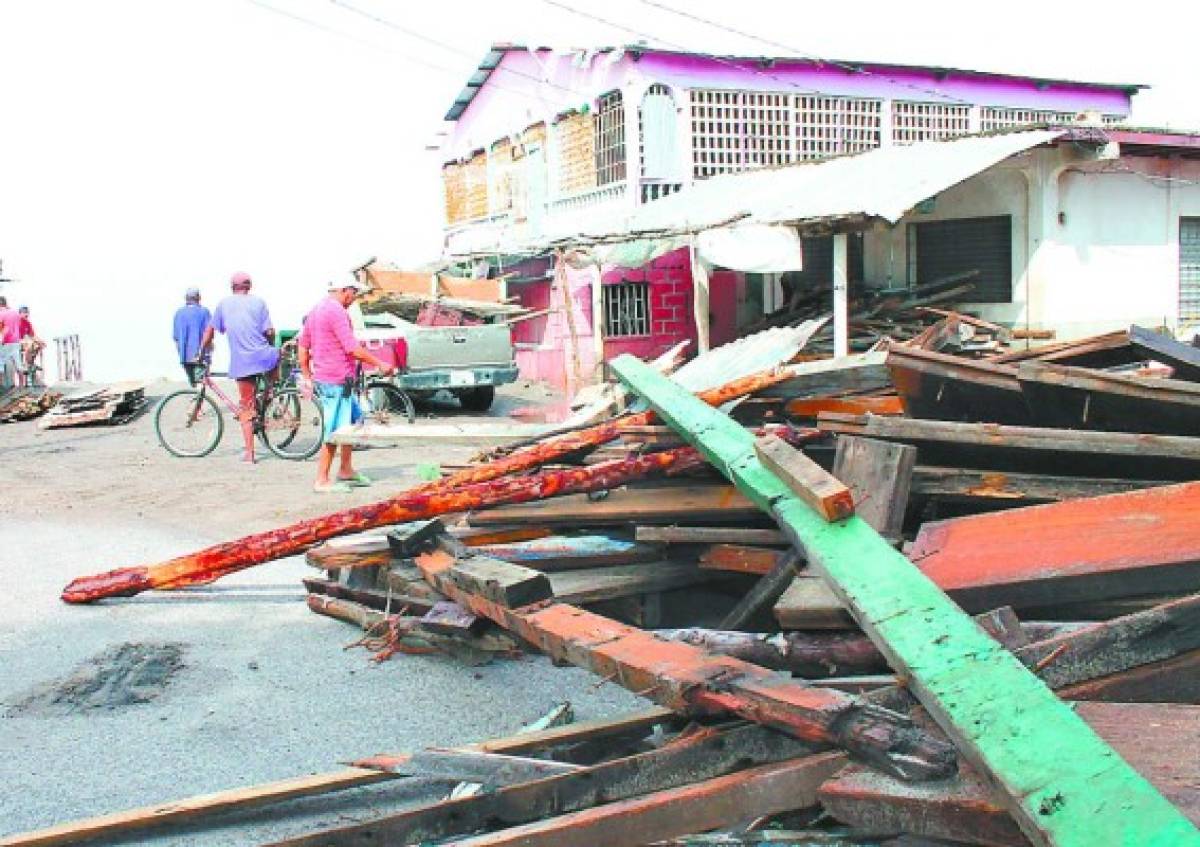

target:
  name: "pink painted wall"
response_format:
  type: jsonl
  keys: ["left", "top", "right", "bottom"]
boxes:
{"left": 446, "top": 48, "right": 1134, "bottom": 158}
{"left": 510, "top": 248, "right": 698, "bottom": 391}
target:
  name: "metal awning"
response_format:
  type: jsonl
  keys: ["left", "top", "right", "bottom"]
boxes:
{"left": 453, "top": 130, "right": 1065, "bottom": 259}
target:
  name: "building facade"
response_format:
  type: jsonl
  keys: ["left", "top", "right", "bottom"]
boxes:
{"left": 435, "top": 46, "right": 1200, "bottom": 389}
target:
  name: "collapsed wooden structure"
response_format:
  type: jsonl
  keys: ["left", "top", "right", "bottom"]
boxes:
{"left": 33, "top": 318, "right": 1200, "bottom": 846}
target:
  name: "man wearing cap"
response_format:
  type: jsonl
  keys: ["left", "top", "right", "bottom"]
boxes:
{"left": 172, "top": 288, "right": 211, "bottom": 386}
{"left": 200, "top": 272, "right": 280, "bottom": 464}
{"left": 297, "top": 277, "right": 396, "bottom": 493}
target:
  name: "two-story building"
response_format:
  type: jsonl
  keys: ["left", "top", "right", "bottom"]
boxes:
{"left": 436, "top": 45, "right": 1200, "bottom": 390}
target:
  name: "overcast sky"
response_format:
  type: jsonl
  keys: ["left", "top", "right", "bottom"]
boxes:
{"left": 2, "top": 0, "right": 1197, "bottom": 381}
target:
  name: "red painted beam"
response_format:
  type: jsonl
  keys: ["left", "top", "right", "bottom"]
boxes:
{"left": 413, "top": 550, "right": 956, "bottom": 782}
{"left": 909, "top": 481, "right": 1200, "bottom": 610}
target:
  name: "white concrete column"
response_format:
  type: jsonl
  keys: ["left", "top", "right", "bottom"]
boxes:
{"left": 623, "top": 83, "right": 645, "bottom": 208}
{"left": 833, "top": 232, "right": 849, "bottom": 358}
{"left": 690, "top": 242, "right": 711, "bottom": 353}
{"left": 590, "top": 260, "right": 605, "bottom": 366}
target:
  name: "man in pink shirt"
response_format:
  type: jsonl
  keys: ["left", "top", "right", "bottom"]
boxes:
{"left": 297, "top": 277, "right": 395, "bottom": 493}
{"left": 0, "top": 296, "right": 21, "bottom": 387}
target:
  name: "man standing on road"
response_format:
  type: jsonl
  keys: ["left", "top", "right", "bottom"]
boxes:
{"left": 297, "top": 277, "right": 395, "bottom": 493}
{"left": 0, "top": 296, "right": 20, "bottom": 387}
{"left": 172, "top": 288, "right": 211, "bottom": 386}
{"left": 16, "top": 306, "right": 45, "bottom": 387}
{"left": 200, "top": 272, "right": 280, "bottom": 464}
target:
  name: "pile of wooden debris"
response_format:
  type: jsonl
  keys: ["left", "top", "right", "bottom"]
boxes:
{"left": 36, "top": 320, "right": 1200, "bottom": 846}
{"left": 38, "top": 382, "right": 147, "bottom": 430}
{"left": 0, "top": 388, "right": 62, "bottom": 424}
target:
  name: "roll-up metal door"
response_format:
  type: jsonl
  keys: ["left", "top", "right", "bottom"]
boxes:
{"left": 908, "top": 215, "right": 1012, "bottom": 303}
{"left": 1181, "top": 218, "right": 1200, "bottom": 326}
{"left": 780, "top": 234, "right": 864, "bottom": 294}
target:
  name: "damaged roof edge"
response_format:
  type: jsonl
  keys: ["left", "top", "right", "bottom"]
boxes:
{"left": 443, "top": 43, "right": 1145, "bottom": 123}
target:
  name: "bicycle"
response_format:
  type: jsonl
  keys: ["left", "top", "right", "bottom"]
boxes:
{"left": 357, "top": 368, "right": 416, "bottom": 425}
{"left": 154, "top": 361, "right": 324, "bottom": 460}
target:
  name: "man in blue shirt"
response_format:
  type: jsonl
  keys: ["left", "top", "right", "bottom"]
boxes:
{"left": 172, "top": 287, "right": 211, "bottom": 386}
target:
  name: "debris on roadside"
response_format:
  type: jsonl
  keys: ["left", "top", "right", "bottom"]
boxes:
{"left": 42, "top": 322, "right": 1200, "bottom": 846}
{"left": 38, "top": 382, "right": 147, "bottom": 429}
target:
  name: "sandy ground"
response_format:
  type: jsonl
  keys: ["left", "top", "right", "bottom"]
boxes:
{"left": 0, "top": 379, "right": 644, "bottom": 844}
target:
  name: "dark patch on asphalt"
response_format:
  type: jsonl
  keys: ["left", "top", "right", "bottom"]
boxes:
{"left": 7, "top": 642, "right": 186, "bottom": 715}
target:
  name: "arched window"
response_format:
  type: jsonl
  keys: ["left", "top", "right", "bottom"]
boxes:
{"left": 640, "top": 83, "right": 680, "bottom": 180}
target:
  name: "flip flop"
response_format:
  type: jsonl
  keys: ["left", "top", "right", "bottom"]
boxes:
{"left": 337, "top": 472, "right": 373, "bottom": 487}
{"left": 313, "top": 481, "right": 353, "bottom": 494}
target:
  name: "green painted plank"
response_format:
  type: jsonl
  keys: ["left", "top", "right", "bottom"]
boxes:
{"left": 612, "top": 354, "right": 1199, "bottom": 847}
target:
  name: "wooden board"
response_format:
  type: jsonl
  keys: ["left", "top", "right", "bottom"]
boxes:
{"left": 912, "top": 466, "right": 1169, "bottom": 503}
{"left": 759, "top": 351, "right": 891, "bottom": 399}
{"left": 450, "top": 557, "right": 553, "bottom": 608}
{"left": 785, "top": 394, "right": 905, "bottom": 419}
{"left": 698, "top": 544, "right": 783, "bottom": 576}
{"left": 833, "top": 436, "right": 916, "bottom": 541}
{"left": 909, "top": 481, "right": 1200, "bottom": 611}
{"left": 720, "top": 549, "right": 804, "bottom": 631}
{"left": 635, "top": 526, "right": 787, "bottom": 546}
{"left": 819, "top": 702, "right": 1200, "bottom": 846}
{"left": 756, "top": 434, "right": 855, "bottom": 522}
{"left": 817, "top": 413, "right": 1200, "bottom": 480}
{"left": 774, "top": 574, "right": 855, "bottom": 630}
{"left": 885, "top": 345, "right": 1032, "bottom": 425}
{"left": 469, "top": 483, "right": 760, "bottom": 527}
{"left": 547, "top": 561, "right": 717, "bottom": 605}
{"left": 613, "top": 354, "right": 1200, "bottom": 847}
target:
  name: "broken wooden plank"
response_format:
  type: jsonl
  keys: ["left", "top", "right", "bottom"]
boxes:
{"left": 817, "top": 413, "right": 1200, "bottom": 480}
{"left": 833, "top": 436, "right": 916, "bottom": 542}
{"left": 756, "top": 434, "right": 855, "bottom": 522}
{"left": 819, "top": 702, "right": 1200, "bottom": 846}
{"left": 445, "top": 753, "right": 845, "bottom": 847}
{"left": 911, "top": 466, "right": 1168, "bottom": 503}
{"left": 698, "top": 544, "right": 783, "bottom": 576}
{"left": 635, "top": 526, "right": 786, "bottom": 545}
{"left": 612, "top": 353, "right": 1200, "bottom": 847}
{"left": 720, "top": 549, "right": 803, "bottom": 631}
{"left": 784, "top": 394, "right": 906, "bottom": 419}
{"left": 886, "top": 345, "right": 1032, "bottom": 425}
{"left": 653, "top": 626, "right": 888, "bottom": 676}
{"left": 992, "top": 329, "right": 1136, "bottom": 367}
{"left": 476, "top": 534, "right": 664, "bottom": 571}
{"left": 469, "top": 483, "right": 761, "bottom": 527}
{"left": 420, "top": 601, "right": 479, "bottom": 635}
{"left": 387, "top": 518, "right": 446, "bottom": 557}
{"left": 450, "top": 557, "right": 554, "bottom": 609}
{"left": 774, "top": 575, "right": 855, "bottom": 630}
{"left": 280, "top": 724, "right": 822, "bottom": 847}
{"left": 415, "top": 549, "right": 955, "bottom": 781}
{"left": 546, "top": 561, "right": 716, "bottom": 605}
{"left": 909, "top": 481, "right": 1200, "bottom": 611}
{"left": 1056, "top": 648, "right": 1200, "bottom": 703}
{"left": 0, "top": 706, "right": 674, "bottom": 847}
{"left": 1016, "top": 360, "right": 1200, "bottom": 436}
{"left": 759, "top": 351, "right": 891, "bottom": 399}
{"left": 1130, "top": 324, "right": 1200, "bottom": 382}
{"left": 400, "top": 749, "right": 582, "bottom": 786}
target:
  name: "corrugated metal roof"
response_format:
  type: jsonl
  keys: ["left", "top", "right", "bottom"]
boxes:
{"left": 558, "top": 130, "right": 1065, "bottom": 245}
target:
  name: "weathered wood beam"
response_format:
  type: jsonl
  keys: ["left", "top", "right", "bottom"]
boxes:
{"left": 399, "top": 749, "right": 582, "bottom": 786}
{"left": 275, "top": 723, "right": 819, "bottom": 847}
{"left": 0, "top": 707, "right": 675, "bottom": 847}
{"left": 653, "top": 626, "right": 888, "bottom": 676}
{"left": 635, "top": 526, "right": 787, "bottom": 545}
{"left": 698, "top": 544, "right": 782, "bottom": 575}
{"left": 719, "top": 548, "right": 803, "bottom": 631}
{"left": 414, "top": 549, "right": 955, "bottom": 781}
{"left": 447, "top": 752, "right": 846, "bottom": 847}
{"left": 611, "top": 353, "right": 1200, "bottom": 847}
{"left": 833, "top": 436, "right": 916, "bottom": 542}
{"left": 756, "top": 433, "right": 855, "bottom": 522}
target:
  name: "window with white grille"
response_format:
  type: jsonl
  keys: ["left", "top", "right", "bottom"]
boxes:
{"left": 1181, "top": 218, "right": 1200, "bottom": 326}
{"left": 689, "top": 90, "right": 883, "bottom": 177}
{"left": 603, "top": 282, "right": 650, "bottom": 337}
{"left": 980, "top": 107, "right": 1077, "bottom": 132}
{"left": 640, "top": 83, "right": 681, "bottom": 180}
{"left": 1102, "top": 114, "right": 1128, "bottom": 126}
{"left": 892, "top": 101, "right": 972, "bottom": 144}
{"left": 594, "top": 90, "right": 626, "bottom": 186}
{"left": 796, "top": 96, "right": 882, "bottom": 159}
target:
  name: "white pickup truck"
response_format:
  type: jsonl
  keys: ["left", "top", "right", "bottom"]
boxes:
{"left": 357, "top": 317, "right": 518, "bottom": 412}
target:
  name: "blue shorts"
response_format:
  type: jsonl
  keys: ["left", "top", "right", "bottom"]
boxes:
{"left": 314, "top": 381, "right": 363, "bottom": 442}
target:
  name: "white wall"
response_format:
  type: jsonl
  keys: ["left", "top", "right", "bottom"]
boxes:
{"left": 862, "top": 147, "right": 1200, "bottom": 340}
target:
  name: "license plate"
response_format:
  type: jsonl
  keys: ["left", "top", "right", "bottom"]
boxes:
{"left": 449, "top": 370, "right": 476, "bottom": 387}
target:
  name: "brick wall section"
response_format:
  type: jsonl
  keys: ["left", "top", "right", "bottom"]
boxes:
{"left": 442, "top": 162, "right": 466, "bottom": 225}
{"left": 461, "top": 150, "right": 489, "bottom": 220}
{"left": 555, "top": 111, "right": 597, "bottom": 195}
{"left": 490, "top": 139, "right": 515, "bottom": 213}
{"left": 522, "top": 122, "right": 547, "bottom": 147}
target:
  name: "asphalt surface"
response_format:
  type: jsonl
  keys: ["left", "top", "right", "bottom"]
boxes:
{"left": 0, "top": 380, "right": 644, "bottom": 844}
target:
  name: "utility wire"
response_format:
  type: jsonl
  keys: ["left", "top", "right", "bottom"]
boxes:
{"left": 330, "top": 0, "right": 586, "bottom": 98}
{"left": 637, "top": 0, "right": 978, "bottom": 106}
{"left": 244, "top": 0, "right": 553, "bottom": 108}
{"left": 540, "top": 0, "right": 826, "bottom": 98}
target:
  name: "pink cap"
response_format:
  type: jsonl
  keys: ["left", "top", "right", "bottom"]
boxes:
{"left": 230, "top": 271, "right": 252, "bottom": 288}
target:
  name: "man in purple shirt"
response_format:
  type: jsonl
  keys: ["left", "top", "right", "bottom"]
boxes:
{"left": 297, "top": 277, "right": 395, "bottom": 493}
{"left": 200, "top": 272, "right": 280, "bottom": 464}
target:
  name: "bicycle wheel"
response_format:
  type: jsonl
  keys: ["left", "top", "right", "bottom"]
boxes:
{"left": 155, "top": 389, "right": 224, "bottom": 457}
{"left": 365, "top": 381, "right": 415, "bottom": 425}
{"left": 260, "top": 389, "right": 324, "bottom": 460}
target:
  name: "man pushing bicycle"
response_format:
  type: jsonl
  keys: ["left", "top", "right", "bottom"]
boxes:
{"left": 296, "top": 276, "right": 396, "bottom": 493}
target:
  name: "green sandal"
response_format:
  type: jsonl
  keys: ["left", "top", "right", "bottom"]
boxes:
{"left": 314, "top": 481, "right": 353, "bottom": 494}
{"left": 336, "top": 472, "right": 372, "bottom": 487}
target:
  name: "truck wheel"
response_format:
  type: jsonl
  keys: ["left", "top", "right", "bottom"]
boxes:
{"left": 459, "top": 385, "right": 495, "bottom": 412}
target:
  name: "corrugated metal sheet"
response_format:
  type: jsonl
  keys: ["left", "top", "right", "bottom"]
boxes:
{"left": 628, "top": 319, "right": 828, "bottom": 412}
{"left": 561, "top": 130, "right": 1063, "bottom": 244}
